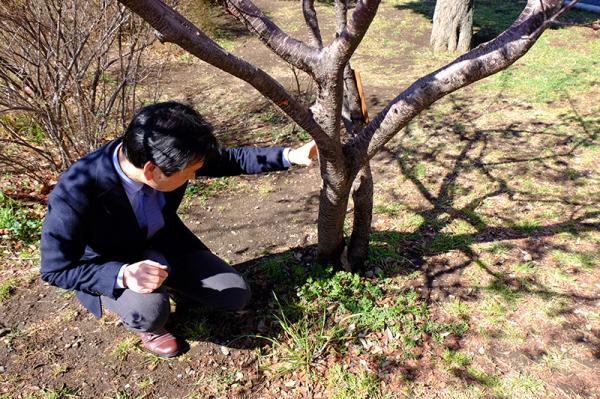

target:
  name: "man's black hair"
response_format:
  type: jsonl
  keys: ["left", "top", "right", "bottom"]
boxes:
{"left": 122, "top": 101, "right": 218, "bottom": 175}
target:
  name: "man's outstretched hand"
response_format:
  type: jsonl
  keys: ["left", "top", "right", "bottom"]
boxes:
{"left": 123, "top": 260, "right": 169, "bottom": 294}
{"left": 288, "top": 140, "right": 317, "bottom": 167}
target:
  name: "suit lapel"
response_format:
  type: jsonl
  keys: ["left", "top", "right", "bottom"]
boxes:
{"left": 95, "top": 140, "right": 147, "bottom": 241}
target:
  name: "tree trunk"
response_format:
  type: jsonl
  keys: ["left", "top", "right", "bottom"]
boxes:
{"left": 430, "top": 0, "right": 474, "bottom": 53}
{"left": 316, "top": 158, "right": 352, "bottom": 268}
{"left": 348, "top": 163, "right": 373, "bottom": 270}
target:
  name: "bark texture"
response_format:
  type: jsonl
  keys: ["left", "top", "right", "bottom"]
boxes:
{"left": 430, "top": 0, "right": 474, "bottom": 53}
{"left": 118, "top": 0, "right": 568, "bottom": 271}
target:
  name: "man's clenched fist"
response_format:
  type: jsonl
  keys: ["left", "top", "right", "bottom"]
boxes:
{"left": 123, "top": 260, "right": 169, "bottom": 293}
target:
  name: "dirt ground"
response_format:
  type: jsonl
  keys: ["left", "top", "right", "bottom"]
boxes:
{"left": 1, "top": 1, "right": 599, "bottom": 398}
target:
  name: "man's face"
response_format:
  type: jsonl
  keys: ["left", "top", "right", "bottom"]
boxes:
{"left": 145, "top": 159, "right": 205, "bottom": 192}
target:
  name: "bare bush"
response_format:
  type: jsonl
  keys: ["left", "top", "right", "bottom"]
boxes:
{"left": 0, "top": 0, "right": 156, "bottom": 183}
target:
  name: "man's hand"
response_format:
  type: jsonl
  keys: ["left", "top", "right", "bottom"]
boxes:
{"left": 288, "top": 140, "right": 317, "bottom": 166}
{"left": 123, "top": 260, "right": 169, "bottom": 294}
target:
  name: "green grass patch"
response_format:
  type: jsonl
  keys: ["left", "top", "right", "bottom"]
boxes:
{"left": 511, "top": 262, "right": 536, "bottom": 277}
{"left": 185, "top": 176, "right": 239, "bottom": 205}
{"left": 552, "top": 249, "right": 597, "bottom": 270}
{"left": 444, "top": 298, "right": 471, "bottom": 320}
{"left": 326, "top": 364, "right": 382, "bottom": 399}
{"left": 31, "top": 384, "right": 80, "bottom": 399}
{"left": 259, "top": 299, "right": 344, "bottom": 375}
{"left": 112, "top": 337, "right": 139, "bottom": 361}
{"left": 477, "top": 31, "right": 600, "bottom": 103}
{"left": 487, "top": 242, "right": 512, "bottom": 256}
{"left": 442, "top": 348, "right": 472, "bottom": 369}
{"left": 0, "top": 192, "right": 43, "bottom": 243}
{"left": 427, "top": 233, "right": 474, "bottom": 254}
{"left": 0, "top": 278, "right": 17, "bottom": 302}
{"left": 178, "top": 317, "right": 212, "bottom": 341}
{"left": 297, "top": 271, "right": 468, "bottom": 345}
{"left": 373, "top": 203, "right": 404, "bottom": 217}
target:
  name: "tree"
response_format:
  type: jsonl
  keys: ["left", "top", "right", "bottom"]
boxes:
{"left": 116, "top": 0, "right": 578, "bottom": 271}
{"left": 430, "top": 0, "right": 474, "bottom": 53}
{"left": 0, "top": 0, "right": 156, "bottom": 183}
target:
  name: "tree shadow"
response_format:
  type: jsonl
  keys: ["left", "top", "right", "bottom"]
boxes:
{"left": 371, "top": 89, "right": 598, "bottom": 287}
{"left": 395, "top": 0, "right": 599, "bottom": 46}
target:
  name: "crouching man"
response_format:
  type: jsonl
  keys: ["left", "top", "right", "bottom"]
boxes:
{"left": 40, "top": 101, "right": 316, "bottom": 357}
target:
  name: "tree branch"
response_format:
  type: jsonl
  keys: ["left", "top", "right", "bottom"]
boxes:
{"left": 302, "top": 0, "right": 323, "bottom": 49}
{"left": 351, "top": 0, "right": 567, "bottom": 163}
{"left": 224, "top": 0, "right": 320, "bottom": 73}
{"left": 328, "top": 0, "right": 381, "bottom": 71}
{"left": 117, "top": 0, "right": 330, "bottom": 147}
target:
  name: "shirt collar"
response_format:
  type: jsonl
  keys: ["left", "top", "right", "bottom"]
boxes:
{"left": 112, "top": 143, "right": 144, "bottom": 196}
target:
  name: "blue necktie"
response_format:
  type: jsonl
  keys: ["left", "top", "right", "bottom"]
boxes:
{"left": 141, "top": 185, "right": 164, "bottom": 238}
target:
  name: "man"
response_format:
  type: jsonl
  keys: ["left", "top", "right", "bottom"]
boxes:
{"left": 40, "top": 101, "right": 316, "bottom": 358}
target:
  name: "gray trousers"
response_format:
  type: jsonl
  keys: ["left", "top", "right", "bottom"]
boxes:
{"left": 101, "top": 249, "right": 251, "bottom": 333}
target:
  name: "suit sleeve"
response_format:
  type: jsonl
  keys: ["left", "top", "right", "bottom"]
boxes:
{"left": 196, "top": 146, "right": 288, "bottom": 177}
{"left": 40, "top": 191, "right": 123, "bottom": 299}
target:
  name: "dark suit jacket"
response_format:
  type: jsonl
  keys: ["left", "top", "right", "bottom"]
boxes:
{"left": 40, "top": 139, "right": 287, "bottom": 317}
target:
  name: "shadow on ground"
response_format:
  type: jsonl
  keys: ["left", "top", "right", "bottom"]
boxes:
{"left": 170, "top": 91, "right": 598, "bottom": 364}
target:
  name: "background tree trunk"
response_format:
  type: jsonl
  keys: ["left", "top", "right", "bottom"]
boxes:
{"left": 430, "top": 0, "right": 474, "bottom": 53}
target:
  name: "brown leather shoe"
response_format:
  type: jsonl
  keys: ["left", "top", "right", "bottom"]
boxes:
{"left": 138, "top": 329, "right": 179, "bottom": 358}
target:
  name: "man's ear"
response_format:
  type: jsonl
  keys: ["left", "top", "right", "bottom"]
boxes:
{"left": 142, "top": 161, "right": 157, "bottom": 182}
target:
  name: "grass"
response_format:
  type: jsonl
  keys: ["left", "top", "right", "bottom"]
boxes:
{"left": 477, "top": 31, "right": 600, "bottom": 104}
{"left": 552, "top": 249, "right": 597, "bottom": 270}
{"left": 0, "top": 191, "right": 43, "bottom": 244}
{"left": 23, "top": 385, "right": 80, "bottom": 399}
{"left": 184, "top": 176, "right": 239, "bottom": 205}
{"left": 112, "top": 337, "right": 140, "bottom": 361}
{"left": 442, "top": 349, "right": 472, "bottom": 369}
{"left": 259, "top": 295, "right": 344, "bottom": 376}
{"left": 0, "top": 278, "right": 17, "bottom": 302}
{"left": 326, "top": 364, "right": 383, "bottom": 399}
{"left": 177, "top": 315, "right": 211, "bottom": 341}
{"left": 297, "top": 270, "right": 468, "bottom": 345}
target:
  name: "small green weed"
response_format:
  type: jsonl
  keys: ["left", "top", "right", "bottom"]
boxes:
{"left": 58, "top": 289, "right": 75, "bottom": 300}
{"left": 137, "top": 377, "right": 154, "bottom": 390}
{"left": 326, "top": 364, "right": 382, "bottom": 399}
{"left": 444, "top": 298, "right": 470, "bottom": 320}
{"left": 427, "top": 233, "right": 474, "bottom": 254}
{"left": 466, "top": 367, "right": 501, "bottom": 389}
{"left": 39, "top": 384, "right": 80, "bottom": 399}
{"left": 511, "top": 262, "right": 536, "bottom": 276}
{"left": 52, "top": 364, "right": 70, "bottom": 377}
{"left": 179, "top": 53, "right": 193, "bottom": 63}
{"left": 442, "top": 349, "right": 472, "bottom": 369}
{"left": 259, "top": 299, "right": 344, "bottom": 375}
{"left": 0, "top": 278, "right": 17, "bottom": 302}
{"left": 487, "top": 242, "right": 512, "bottom": 256}
{"left": 512, "top": 219, "right": 540, "bottom": 234}
{"left": 501, "top": 372, "right": 546, "bottom": 398}
{"left": 541, "top": 349, "right": 571, "bottom": 372}
{"left": 258, "top": 254, "right": 293, "bottom": 282}
{"left": 0, "top": 192, "right": 43, "bottom": 243}
{"left": 144, "top": 352, "right": 164, "bottom": 371}
{"left": 179, "top": 317, "right": 211, "bottom": 341}
{"left": 552, "top": 249, "right": 597, "bottom": 270}
{"left": 373, "top": 203, "right": 404, "bottom": 216}
{"left": 112, "top": 337, "right": 139, "bottom": 361}
{"left": 2, "top": 328, "right": 24, "bottom": 350}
